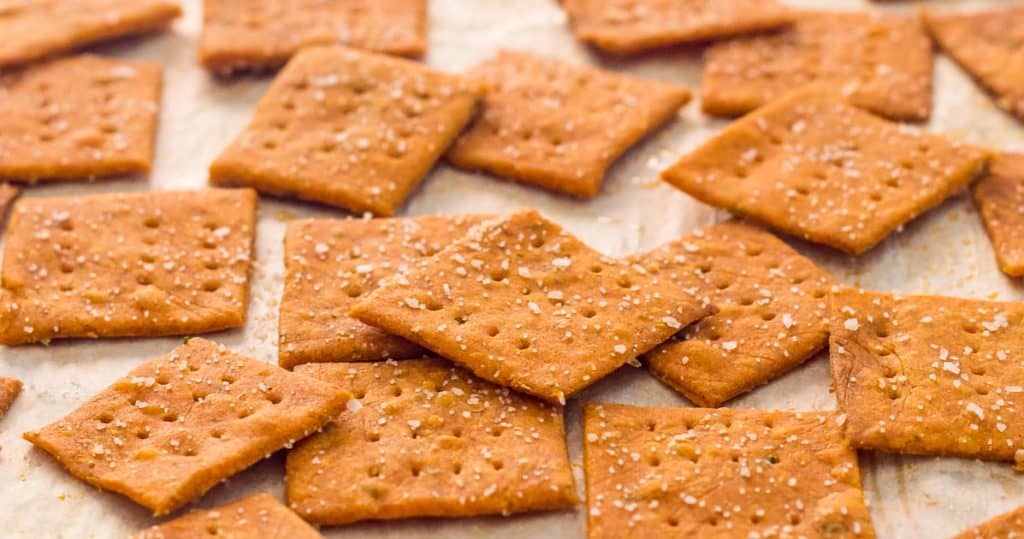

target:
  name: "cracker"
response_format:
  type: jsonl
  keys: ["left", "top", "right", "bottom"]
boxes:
{"left": 973, "top": 154, "right": 1024, "bottom": 277}
{"left": 0, "top": 376, "right": 22, "bottom": 420}
{"left": 0, "top": 184, "right": 19, "bottom": 220}
{"left": 210, "top": 46, "right": 482, "bottom": 217}
{"left": 951, "top": 504, "right": 1024, "bottom": 539}
{"left": 830, "top": 287, "right": 1024, "bottom": 461}
{"left": 351, "top": 208, "right": 714, "bottom": 404}
{"left": 446, "top": 50, "right": 691, "bottom": 199}
{"left": 132, "top": 492, "right": 322, "bottom": 539}
{"left": 286, "top": 358, "right": 578, "bottom": 525}
{"left": 0, "top": 55, "right": 163, "bottom": 183}
{"left": 702, "top": 11, "right": 933, "bottom": 122}
{"left": 200, "top": 0, "right": 427, "bottom": 74}
{"left": 0, "top": 0, "right": 180, "bottom": 68}
{"left": 279, "top": 214, "right": 487, "bottom": 369}
{"left": 560, "top": 0, "right": 791, "bottom": 55}
{"left": 631, "top": 221, "right": 835, "bottom": 407}
{"left": 23, "top": 338, "right": 348, "bottom": 516}
{"left": 583, "top": 403, "right": 875, "bottom": 538}
{"left": 924, "top": 7, "right": 1024, "bottom": 122}
{"left": 662, "top": 86, "right": 991, "bottom": 255}
{"left": 0, "top": 189, "right": 257, "bottom": 345}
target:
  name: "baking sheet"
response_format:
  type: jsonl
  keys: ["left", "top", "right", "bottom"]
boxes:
{"left": 2, "top": 0, "right": 1023, "bottom": 537}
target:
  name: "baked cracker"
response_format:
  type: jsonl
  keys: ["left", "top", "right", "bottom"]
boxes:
{"left": 662, "top": 86, "right": 991, "bottom": 255}
{"left": 0, "top": 189, "right": 257, "bottom": 345}
{"left": 0, "top": 376, "right": 22, "bottom": 420}
{"left": 583, "top": 403, "right": 875, "bottom": 538}
{"left": 446, "top": 50, "right": 690, "bottom": 198}
{"left": 973, "top": 154, "right": 1024, "bottom": 277}
{"left": 132, "top": 492, "right": 322, "bottom": 539}
{"left": 23, "top": 338, "right": 348, "bottom": 516}
{"left": 951, "top": 504, "right": 1024, "bottom": 539}
{"left": 632, "top": 221, "right": 835, "bottom": 407}
{"left": 286, "top": 358, "right": 578, "bottom": 525}
{"left": 210, "top": 46, "right": 482, "bottom": 217}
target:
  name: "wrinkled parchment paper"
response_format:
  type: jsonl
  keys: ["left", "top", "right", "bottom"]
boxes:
{"left": 3, "top": 0, "right": 1024, "bottom": 537}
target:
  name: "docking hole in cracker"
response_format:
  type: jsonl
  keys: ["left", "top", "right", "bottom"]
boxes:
{"left": 132, "top": 492, "right": 323, "bottom": 539}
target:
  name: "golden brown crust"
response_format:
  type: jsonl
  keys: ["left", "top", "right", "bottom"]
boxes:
{"left": 0, "top": 376, "right": 23, "bottom": 420}
{"left": 951, "top": 504, "right": 1024, "bottom": 539}
{"left": 132, "top": 492, "right": 322, "bottom": 539}
{"left": 973, "top": 154, "right": 1024, "bottom": 277}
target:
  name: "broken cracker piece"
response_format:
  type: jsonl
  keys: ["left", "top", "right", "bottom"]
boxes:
{"left": 560, "top": 0, "right": 791, "bottom": 55}
{"left": 210, "top": 46, "right": 482, "bottom": 217}
{"left": 351, "top": 208, "right": 714, "bottom": 404}
{"left": 200, "top": 0, "right": 427, "bottom": 73}
{"left": 447, "top": 50, "right": 690, "bottom": 199}
{"left": 583, "top": 403, "right": 875, "bottom": 538}
{"left": 632, "top": 221, "right": 835, "bottom": 407}
{"left": 951, "top": 503, "right": 1024, "bottom": 539}
{"left": 0, "top": 376, "right": 23, "bottom": 420}
{"left": 830, "top": 287, "right": 1024, "bottom": 461}
{"left": 973, "top": 154, "right": 1024, "bottom": 277}
{"left": 0, "top": 184, "right": 19, "bottom": 221}
{"left": 287, "top": 358, "right": 578, "bottom": 525}
{"left": 132, "top": 492, "right": 322, "bottom": 539}
{"left": 662, "top": 86, "right": 990, "bottom": 255}
{"left": 0, "top": 189, "right": 257, "bottom": 345}
{"left": 0, "top": 55, "right": 163, "bottom": 183}
{"left": 702, "top": 11, "right": 933, "bottom": 122}
{"left": 279, "top": 214, "right": 487, "bottom": 369}
{"left": 23, "top": 338, "right": 348, "bottom": 516}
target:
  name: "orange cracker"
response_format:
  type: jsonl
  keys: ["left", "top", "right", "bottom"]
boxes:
{"left": 0, "top": 376, "right": 22, "bottom": 420}
{"left": 0, "top": 0, "right": 180, "bottom": 69}
{"left": 200, "top": 0, "right": 427, "bottom": 74}
{"left": 279, "top": 214, "right": 487, "bottom": 369}
{"left": 0, "top": 184, "right": 19, "bottom": 220}
{"left": 0, "top": 55, "right": 163, "bottom": 183}
{"left": 446, "top": 50, "right": 691, "bottom": 199}
{"left": 23, "top": 338, "right": 348, "bottom": 516}
{"left": 702, "top": 11, "right": 934, "bottom": 122}
{"left": 351, "top": 208, "right": 714, "bottom": 404}
{"left": 560, "top": 0, "right": 791, "bottom": 55}
{"left": 830, "top": 287, "right": 1024, "bottom": 461}
{"left": 210, "top": 46, "right": 482, "bottom": 217}
{"left": 286, "top": 358, "right": 578, "bottom": 525}
{"left": 951, "top": 504, "right": 1024, "bottom": 539}
{"left": 631, "top": 221, "right": 835, "bottom": 407}
{"left": 132, "top": 492, "right": 322, "bottom": 539}
{"left": 924, "top": 7, "right": 1024, "bottom": 122}
{"left": 662, "top": 86, "right": 991, "bottom": 255}
{"left": 583, "top": 403, "right": 875, "bottom": 538}
{"left": 973, "top": 154, "right": 1024, "bottom": 277}
{"left": 0, "top": 189, "right": 257, "bottom": 345}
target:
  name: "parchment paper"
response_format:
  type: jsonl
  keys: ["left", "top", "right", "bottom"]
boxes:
{"left": 2, "top": 0, "right": 1023, "bottom": 537}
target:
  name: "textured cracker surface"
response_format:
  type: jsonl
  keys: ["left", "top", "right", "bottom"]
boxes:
{"left": 0, "top": 376, "right": 22, "bottom": 420}
{"left": 950, "top": 503, "right": 1024, "bottom": 539}
{"left": 973, "top": 154, "right": 1024, "bottom": 277}
{"left": 132, "top": 492, "right": 322, "bottom": 539}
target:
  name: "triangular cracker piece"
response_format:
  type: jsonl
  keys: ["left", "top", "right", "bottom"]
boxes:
{"left": 133, "top": 492, "right": 322, "bottom": 539}
{"left": 631, "top": 221, "right": 835, "bottom": 407}
{"left": 662, "top": 86, "right": 991, "bottom": 255}
{"left": 23, "top": 338, "right": 348, "bottom": 516}
{"left": 703, "top": 11, "right": 934, "bottom": 121}
{"left": 973, "top": 154, "right": 1024, "bottom": 277}
{"left": 924, "top": 7, "right": 1024, "bottom": 121}
{"left": 210, "top": 46, "right": 483, "bottom": 217}
{"left": 0, "top": 376, "right": 22, "bottom": 420}
{"left": 279, "top": 214, "right": 488, "bottom": 369}
{"left": 286, "top": 359, "right": 578, "bottom": 525}
{"left": 950, "top": 504, "right": 1024, "bottom": 539}
{"left": 447, "top": 50, "right": 690, "bottom": 198}
{"left": 583, "top": 403, "right": 875, "bottom": 538}
{"left": 200, "top": 0, "right": 426, "bottom": 74}
{"left": 351, "top": 208, "right": 714, "bottom": 404}
{"left": 0, "top": 0, "right": 180, "bottom": 68}
{"left": 560, "top": 0, "right": 791, "bottom": 55}
{"left": 830, "top": 288, "right": 1024, "bottom": 462}
{"left": 0, "top": 55, "right": 163, "bottom": 183}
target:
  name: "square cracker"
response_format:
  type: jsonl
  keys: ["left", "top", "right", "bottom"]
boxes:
{"left": 830, "top": 287, "right": 1024, "bottom": 461}
{"left": 210, "top": 46, "right": 483, "bottom": 217}
{"left": 351, "top": 208, "right": 714, "bottom": 404}
{"left": 200, "top": 0, "right": 427, "bottom": 74}
{"left": 924, "top": 7, "right": 1024, "bottom": 122}
{"left": 132, "top": 492, "right": 322, "bottom": 539}
{"left": 0, "top": 0, "right": 180, "bottom": 68}
{"left": 23, "top": 338, "right": 348, "bottom": 516}
{"left": 583, "top": 403, "right": 875, "bottom": 538}
{"left": 560, "top": 0, "right": 791, "bottom": 55}
{"left": 951, "top": 504, "right": 1024, "bottom": 539}
{"left": 286, "top": 358, "right": 578, "bottom": 525}
{"left": 0, "top": 55, "right": 163, "bottom": 183}
{"left": 446, "top": 50, "right": 691, "bottom": 199}
{"left": 661, "top": 86, "right": 991, "bottom": 255}
{"left": 279, "top": 214, "right": 487, "bottom": 369}
{"left": 0, "top": 376, "right": 22, "bottom": 420}
{"left": 631, "top": 221, "right": 835, "bottom": 407}
{"left": 702, "top": 11, "right": 934, "bottom": 122}
{"left": 973, "top": 154, "right": 1024, "bottom": 277}
{"left": 0, "top": 189, "right": 257, "bottom": 345}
